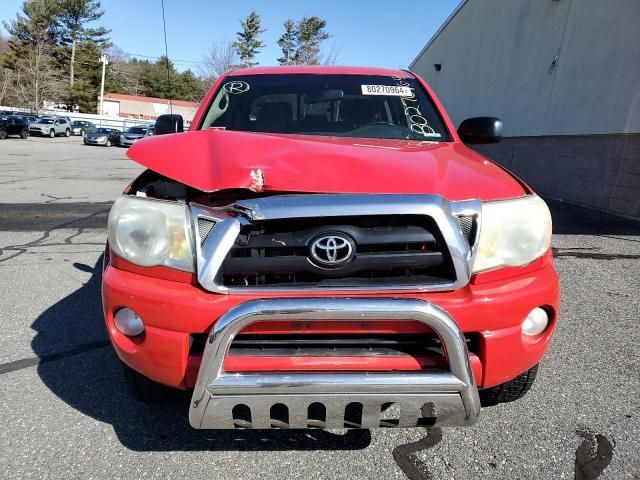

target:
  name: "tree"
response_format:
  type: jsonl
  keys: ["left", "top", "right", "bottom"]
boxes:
{"left": 3, "top": 0, "right": 64, "bottom": 112}
{"left": 173, "top": 69, "right": 207, "bottom": 102}
{"left": 56, "top": 0, "right": 110, "bottom": 88}
{"left": 276, "top": 17, "right": 332, "bottom": 66}
{"left": 233, "top": 12, "right": 265, "bottom": 68}
{"left": 200, "top": 40, "right": 237, "bottom": 80}
{"left": 277, "top": 20, "right": 297, "bottom": 65}
{"left": 67, "top": 39, "right": 101, "bottom": 112}
{"left": 104, "top": 48, "right": 144, "bottom": 96}
{"left": 296, "top": 16, "right": 330, "bottom": 65}
{"left": 0, "top": 34, "right": 13, "bottom": 105}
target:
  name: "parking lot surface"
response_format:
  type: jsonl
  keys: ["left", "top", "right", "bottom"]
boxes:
{"left": 0, "top": 136, "right": 639, "bottom": 479}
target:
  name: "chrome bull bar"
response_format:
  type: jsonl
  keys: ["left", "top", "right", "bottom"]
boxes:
{"left": 189, "top": 298, "right": 480, "bottom": 429}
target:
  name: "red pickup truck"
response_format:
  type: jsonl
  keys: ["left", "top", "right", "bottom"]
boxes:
{"left": 102, "top": 66, "right": 559, "bottom": 429}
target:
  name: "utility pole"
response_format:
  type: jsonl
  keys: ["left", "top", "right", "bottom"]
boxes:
{"left": 99, "top": 55, "right": 108, "bottom": 117}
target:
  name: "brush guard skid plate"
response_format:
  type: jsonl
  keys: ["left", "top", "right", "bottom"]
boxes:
{"left": 189, "top": 298, "right": 480, "bottom": 429}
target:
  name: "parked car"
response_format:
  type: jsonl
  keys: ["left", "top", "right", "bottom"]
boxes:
{"left": 84, "top": 127, "right": 121, "bottom": 146}
{"left": 70, "top": 120, "right": 95, "bottom": 136}
{"left": 29, "top": 117, "right": 71, "bottom": 137}
{"left": 0, "top": 116, "right": 29, "bottom": 139}
{"left": 103, "top": 66, "right": 558, "bottom": 431}
{"left": 17, "top": 115, "right": 39, "bottom": 125}
{"left": 119, "top": 125, "right": 154, "bottom": 147}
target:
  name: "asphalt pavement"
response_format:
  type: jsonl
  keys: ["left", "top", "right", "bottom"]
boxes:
{"left": 0, "top": 136, "right": 638, "bottom": 479}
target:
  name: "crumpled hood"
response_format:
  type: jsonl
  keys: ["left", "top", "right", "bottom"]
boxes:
{"left": 126, "top": 129, "right": 525, "bottom": 201}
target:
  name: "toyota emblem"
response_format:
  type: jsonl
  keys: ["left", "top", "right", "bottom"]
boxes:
{"left": 309, "top": 234, "right": 354, "bottom": 266}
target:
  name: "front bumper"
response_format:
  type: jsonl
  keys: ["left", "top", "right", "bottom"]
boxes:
{"left": 85, "top": 138, "right": 107, "bottom": 145}
{"left": 120, "top": 136, "right": 145, "bottom": 147}
{"left": 103, "top": 250, "right": 559, "bottom": 396}
{"left": 190, "top": 298, "right": 480, "bottom": 428}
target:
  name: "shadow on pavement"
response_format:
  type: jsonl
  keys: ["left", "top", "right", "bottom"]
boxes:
{"left": 31, "top": 256, "right": 371, "bottom": 452}
{"left": 31, "top": 201, "right": 638, "bottom": 453}
{"left": 547, "top": 199, "right": 640, "bottom": 235}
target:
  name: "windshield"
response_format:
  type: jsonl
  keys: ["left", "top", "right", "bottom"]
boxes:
{"left": 93, "top": 128, "right": 110, "bottom": 134}
{"left": 39, "top": 119, "right": 54, "bottom": 124}
{"left": 200, "top": 74, "right": 449, "bottom": 141}
{"left": 125, "top": 127, "right": 147, "bottom": 134}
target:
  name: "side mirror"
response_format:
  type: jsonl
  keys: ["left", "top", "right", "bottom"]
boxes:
{"left": 457, "top": 117, "right": 502, "bottom": 144}
{"left": 155, "top": 114, "right": 184, "bottom": 136}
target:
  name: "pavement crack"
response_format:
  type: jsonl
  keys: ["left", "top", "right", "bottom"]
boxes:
{"left": 0, "top": 340, "right": 110, "bottom": 375}
{"left": 552, "top": 247, "right": 640, "bottom": 260}
{"left": 0, "top": 207, "right": 108, "bottom": 264}
{"left": 392, "top": 428, "right": 443, "bottom": 480}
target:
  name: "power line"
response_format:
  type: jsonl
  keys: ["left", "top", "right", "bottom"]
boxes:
{"left": 119, "top": 51, "right": 206, "bottom": 66}
{"left": 160, "top": 0, "right": 173, "bottom": 115}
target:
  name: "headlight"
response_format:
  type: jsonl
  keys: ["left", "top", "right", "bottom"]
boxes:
{"left": 108, "top": 196, "right": 194, "bottom": 271}
{"left": 472, "top": 195, "right": 551, "bottom": 273}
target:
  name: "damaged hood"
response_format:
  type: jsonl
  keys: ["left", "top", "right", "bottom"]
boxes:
{"left": 126, "top": 129, "right": 525, "bottom": 201}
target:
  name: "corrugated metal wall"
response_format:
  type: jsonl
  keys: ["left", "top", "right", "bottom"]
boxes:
{"left": 411, "top": 0, "right": 640, "bottom": 136}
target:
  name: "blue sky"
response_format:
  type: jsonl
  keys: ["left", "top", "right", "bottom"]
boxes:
{"left": 1, "top": 0, "right": 458, "bottom": 71}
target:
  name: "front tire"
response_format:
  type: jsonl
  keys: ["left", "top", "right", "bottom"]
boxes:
{"left": 65, "top": 128, "right": 70, "bottom": 137}
{"left": 49, "top": 129, "right": 55, "bottom": 138}
{"left": 120, "top": 362, "right": 180, "bottom": 403}
{"left": 105, "top": 139, "right": 112, "bottom": 147}
{"left": 0, "top": 129, "right": 7, "bottom": 140}
{"left": 20, "top": 129, "right": 28, "bottom": 139}
{"left": 480, "top": 364, "right": 539, "bottom": 407}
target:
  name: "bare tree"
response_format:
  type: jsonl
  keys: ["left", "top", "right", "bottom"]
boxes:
{"left": 12, "top": 40, "right": 64, "bottom": 113}
{"left": 200, "top": 40, "right": 237, "bottom": 80}
{"left": 0, "top": 68, "right": 13, "bottom": 105}
{"left": 0, "top": 34, "right": 11, "bottom": 105}
{"left": 3, "top": 0, "right": 64, "bottom": 111}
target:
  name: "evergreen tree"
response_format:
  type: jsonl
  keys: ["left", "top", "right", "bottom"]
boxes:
{"left": 277, "top": 20, "right": 297, "bottom": 65}
{"left": 68, "top": 39, "right": 101, "bottom": 111}
{"left": 296, "top": 16, "right": 330, "bottom": 65}
{"left": 56, "top": 0, "right": 110, "bottom": 88}
{"left": 233, "top": 12, "right": 265, "bottom": 68}
{"left": 276, "top": 16, "right": 331, "bottom": 66}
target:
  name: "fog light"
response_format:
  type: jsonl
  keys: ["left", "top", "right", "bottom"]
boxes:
{"left": 522, "top": 307, "right": 549, "bottom": 336}
{"left": 114, "top": 308, "right": 145, "bottom": 337}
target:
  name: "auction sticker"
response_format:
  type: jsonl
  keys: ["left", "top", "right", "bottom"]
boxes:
{"left": 361, "top": 85, "right": 412, "bottom": 96}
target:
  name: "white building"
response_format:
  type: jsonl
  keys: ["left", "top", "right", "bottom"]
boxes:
{"left": 410, "top": 0, "right": 640, "bottom": 219}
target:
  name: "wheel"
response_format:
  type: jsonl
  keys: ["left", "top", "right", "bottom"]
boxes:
{"left": 81, "top": 129, "right": 85, "bottom": 137}
{"left": 49, "top": 129, "right": 55, "bottom": 138}
{"left": 120, "top": 362, "right": 181, "bottom": 403}
{"left": 0, "top": 129, "right": 7, "bottom": 140}
{"left": 65, "top": 128, "right": 70, "bottom": 137}
{"left": 105, "top": 139, "right": 112, "bottom": 147}
{"left": 83, "top": 137, "right": 87, "bottom": 145}
{"left": 20, "top": 129, "right": 28, "bottom": 139}
{"left": 480, "top": 364, "right": 539, "bottom": 407}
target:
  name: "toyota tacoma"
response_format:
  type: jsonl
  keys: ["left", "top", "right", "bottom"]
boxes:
{"left": 103, "top": 66, "right": 559, "bottom": 429}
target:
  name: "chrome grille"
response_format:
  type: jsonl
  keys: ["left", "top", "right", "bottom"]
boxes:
{"left": 220, "top": 215, "right": 455, "bottom": 288}
{"left": 457, "top": 215, "right": 476, "bottom": 246}
{"left": 190, "top": 195, "right": 482, "bottom": 293}
{"left": 197, "top": 218, "right": 216, "bottom": 245}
